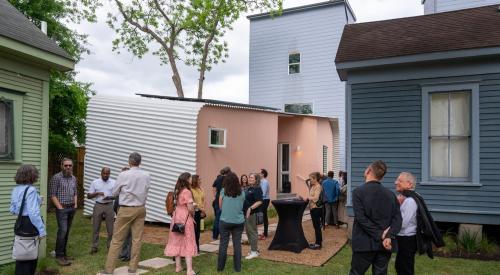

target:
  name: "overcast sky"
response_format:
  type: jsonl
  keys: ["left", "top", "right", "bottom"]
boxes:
{"left": 75, "top": 0, "right": 423, "bottom": 103}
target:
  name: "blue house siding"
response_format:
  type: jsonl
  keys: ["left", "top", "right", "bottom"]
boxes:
{"left": 349, "top": 73, "right": 500, "bottom": 225}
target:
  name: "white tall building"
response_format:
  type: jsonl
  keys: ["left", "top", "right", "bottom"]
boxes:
{"left": 248, "top": 1, "right": 355, "bottom": 170}
{"left": 423, "top": 0, "right": 500, "bottom": 14}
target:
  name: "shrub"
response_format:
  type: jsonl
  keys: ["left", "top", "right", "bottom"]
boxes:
{"left": 479, "top": 235, "right": 497, "bottom": 254}
{"left": 458, "top": 230, "right": 479, "bottom": 254}
{"left": 437, "top": 231, "right": 458, "bottom": 256}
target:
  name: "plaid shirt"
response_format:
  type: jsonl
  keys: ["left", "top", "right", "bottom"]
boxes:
{"left": 49, "top": 171, "right": 77, "bottom": 206}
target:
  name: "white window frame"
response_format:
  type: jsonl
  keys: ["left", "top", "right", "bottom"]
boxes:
{"left": 421, "top": 82, "right": 480, "bottom": 186}
{"left": 288, "top": 52, "right": 301, "bottom": 75}
{"left": 208, "top": 128, "right": 227, "bottom": 148}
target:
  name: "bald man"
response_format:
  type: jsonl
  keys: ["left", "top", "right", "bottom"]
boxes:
{"left": 88, "top": 167, "right": 116, "bottom": 254}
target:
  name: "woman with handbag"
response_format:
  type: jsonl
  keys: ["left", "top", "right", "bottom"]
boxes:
{"left": 190, "top": 174, "right": 205, "bottom": 253}
{"left": 10, "top": 164, "right": 46, "bottom": 275}
{"left": 217, "top": 172, "right": 245, "bottom": 272}
{"left": 165, "top": 172, "right": 198, "bottom": 275}
{"left": 243, "top": 173, "right": 263, "bottom": 260}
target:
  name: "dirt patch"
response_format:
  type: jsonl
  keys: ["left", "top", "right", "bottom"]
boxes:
{"left": 224, "top": 221, "right": 348, "bottom": 267}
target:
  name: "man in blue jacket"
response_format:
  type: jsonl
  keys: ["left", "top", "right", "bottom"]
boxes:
{"left": 322, "top": 171, "right": 340, "bottom": 227}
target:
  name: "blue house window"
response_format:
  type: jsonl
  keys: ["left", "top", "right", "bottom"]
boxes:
{"left": 421, "top": 83, "right": 480, "bottom": 186}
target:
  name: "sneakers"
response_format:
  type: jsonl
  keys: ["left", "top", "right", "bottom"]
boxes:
{"left": 90, "top": 247, "right": 98, "bottom": 254}
{"left": 245, "top": 251, "right": 259, "bottom": 260}
{"left": 56, "top": 257, "right": 71, "bottom": 266}
{"left": 308, "top": 243, "right": 322, "bottom": 250}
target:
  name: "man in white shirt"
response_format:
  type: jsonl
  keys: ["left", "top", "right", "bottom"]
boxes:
{"left": 102, "top": 152, "right": 151, "bottom": 275}
{"left": 88, "top": 167, "right": 116, "bottom": 254}
{"left": 394, "top": 172, "right": 418, "bottom": 275}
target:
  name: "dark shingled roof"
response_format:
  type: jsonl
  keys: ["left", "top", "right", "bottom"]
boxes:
{"left": 0, "top": 0, "right": 72, "bottom": 60}
{"left": 335, "top": 4, "right": 500, "bottom": 63}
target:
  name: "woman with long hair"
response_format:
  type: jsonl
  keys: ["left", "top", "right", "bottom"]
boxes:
{"left": 217, "top": 172, "right": 245, "bottom": 272}
{"left": 240, "top": 174, "right": 249, "bottom": 191}
{"left": 165, "top": 172, "right": 197, "bottom": 275}
{"left": 243, "top": 173, "right": 263, "bottom": 260}
{"left": 190, "top": 174, "right": 205, "bottom": 253}
{"left": 306, "top": 172, "right": 323, "bottom": 250}
{"left": 10, "top": 164, "right": 46, "bottom": 275}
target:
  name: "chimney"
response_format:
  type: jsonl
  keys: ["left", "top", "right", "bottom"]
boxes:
{"left": 41, "top": 21, "right": 47, "bottom": 34}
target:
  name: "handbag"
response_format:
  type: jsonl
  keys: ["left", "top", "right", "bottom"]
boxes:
{"left": 172, "top": 212, "right": 189, "bottom": 234}
{"left": 12, "top": 186, "right": 40, "bottom": 260}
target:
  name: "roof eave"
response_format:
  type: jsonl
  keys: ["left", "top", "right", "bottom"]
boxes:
{"left": 0, "top": 36, "right": 74, "bottom": 71}
{"left": 335, "top": 46, "right": 500, "bottom": 80}
{"left": 247, "top": 0, "right": 355, "bottom": 21}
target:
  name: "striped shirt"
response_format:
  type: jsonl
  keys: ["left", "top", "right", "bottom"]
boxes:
{"left": 49, "top": 171, "right": 77, "bottom": 206}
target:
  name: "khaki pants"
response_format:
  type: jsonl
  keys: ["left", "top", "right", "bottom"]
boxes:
{"left": 92, "top": 202, "right": 115, "bottom": 249}
{"left": 245, "top": 213, "right": 258, "bottom": 252}
{"left": 105, "top": 206, "right": 146, "bottom": 272}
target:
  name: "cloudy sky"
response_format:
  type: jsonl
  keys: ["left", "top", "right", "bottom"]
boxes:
{"left": 75, "top": 0, "right": 423, "bottom": 103}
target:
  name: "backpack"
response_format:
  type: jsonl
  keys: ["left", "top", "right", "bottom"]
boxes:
{"left": 165, "top": 191, "right": 175, "bottom": 216}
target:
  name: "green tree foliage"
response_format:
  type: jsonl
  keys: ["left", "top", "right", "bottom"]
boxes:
{"left": 8, "top": 0, "right": 101, "bottom": 156}
{"left": 107, "top": 0, "right": 282, "bottom": 99}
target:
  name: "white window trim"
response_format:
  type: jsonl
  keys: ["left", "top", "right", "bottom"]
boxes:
{"left": 208, "top": 127, "right": 227, "bottom": 148}
{"left": 288, "top": 52, "right": 301, "bottom": 75}
{"left": 421, "top": 82, "right": 480, "bottom": 186}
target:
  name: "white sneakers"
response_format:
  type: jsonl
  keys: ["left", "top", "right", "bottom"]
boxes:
{"left": 245, "top": 251, "right": 259, "bottom": 260}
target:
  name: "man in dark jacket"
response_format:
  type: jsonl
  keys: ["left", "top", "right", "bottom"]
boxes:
{"left": 349, "top": 160, "right": 402, "bottom": 275}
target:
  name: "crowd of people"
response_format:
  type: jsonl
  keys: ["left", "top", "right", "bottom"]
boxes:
{"left": 9, "top": 154, "right": 441, "bottom": 275}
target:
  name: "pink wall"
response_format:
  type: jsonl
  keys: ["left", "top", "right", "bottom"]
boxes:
{"left": 196, "top": 106, "right": 278, "bottom": 216}
{"left": 278, "top": 116, "right": 334, "bottom": 198}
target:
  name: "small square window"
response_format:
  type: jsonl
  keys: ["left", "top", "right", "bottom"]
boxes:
{"left": 209, "top": 128, "right": 226, "bottom": 148}
{"left": 288, "top": 53, "right": 300, "bottom": 74}
{"left": 0, "top": 99, "right": 14, "bottom": 159}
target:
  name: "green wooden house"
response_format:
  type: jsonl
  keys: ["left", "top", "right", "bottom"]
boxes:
{"left": 0, "top": 0, "right": 74, "bottom": 264}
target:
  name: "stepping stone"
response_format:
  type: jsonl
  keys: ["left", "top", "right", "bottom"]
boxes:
{"left": 241, "top": 235, "right": 248, "bottom": 242}
{"left": 97, "top": 266, "right": 148, "bottom": 275}
{"left": 139, "top": 257, "right": 174, "bottom": 269}
{"left": 211, "top": 239, "right": 220, "bottom": 245}
{"left": 199, "top": 243, "right": 219, "bottom": 253}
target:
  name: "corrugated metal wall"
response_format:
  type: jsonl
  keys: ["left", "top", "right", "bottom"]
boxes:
{"left": 84, "top": 96, "right": 204, "bottom": 223}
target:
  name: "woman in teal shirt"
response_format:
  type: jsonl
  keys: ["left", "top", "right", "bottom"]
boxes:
{"left": 217, "top": 172, "right": 245, "bottom": 272}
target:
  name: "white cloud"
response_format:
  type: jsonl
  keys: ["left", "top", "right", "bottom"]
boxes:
{"left": 74, "top": 0, "right": 423, "bottom": 103}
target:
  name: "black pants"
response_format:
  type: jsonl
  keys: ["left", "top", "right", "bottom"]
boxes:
{"left": 55, "top": 208, "right": 76, "bottom": 257}
{"left": 194, "top": 210, "right": 202, "bottom": 252}
{"left": 262, "top": 199, "right": 270, "bottom": 237}
{"left": 212, "top": 203, "right": 221, "bottom": 240}
{"left": 310, "top": 208, "right": 322, "bottom": 245}
{"left": 15, "top": 259, "right": 37, "bottom": 275}
{"left": 396, "top": 235, "right": 417, "bottom": 275}
{"left": 350, "top": 251, "right": 392, "bottom": 275}
{"left": 217, "top": 221, "right": 244, "bottom": 272}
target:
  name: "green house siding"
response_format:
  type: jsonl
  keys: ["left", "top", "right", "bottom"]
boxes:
{"left": 0, "top": 65, "right": 48, "bottom": 265}
{"left": 348, "top": 73, "right": 500, "bottom": 225}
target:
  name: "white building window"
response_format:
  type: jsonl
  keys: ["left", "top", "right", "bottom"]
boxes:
{"left": 209, "top": 128, "right": 226, "bottom": 148}
{"left": 284, "top": 103, "right": 312, "bottom": 114}
{"left": 288, "top": 53, "right": 300, "bottom": 74}
{"left": 421, "top": 83, "right": 479, "bottom": 186}
{"left": 0, "top": 99, "right": 13, "bottom": 160}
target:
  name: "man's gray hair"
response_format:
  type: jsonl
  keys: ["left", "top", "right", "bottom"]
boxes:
{"left": 400, "top": 172, "right": 416, "bottom": 189}
{"left": 60, "top": 157, "right": 73, "bottom": 166}
{"left": 129, "top": 152, "right": 142, "bottom": 166}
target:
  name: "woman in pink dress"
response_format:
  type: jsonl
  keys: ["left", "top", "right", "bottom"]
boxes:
{"left": 165, "top": 172, "right": 198, "bottom": 274}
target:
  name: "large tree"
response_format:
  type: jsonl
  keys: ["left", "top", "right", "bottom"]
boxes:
{"left": 8, "top": 0, "right": 100, "bottom": 156}
{"left": 107, "top": 0, "right": 282, "bottom": 99}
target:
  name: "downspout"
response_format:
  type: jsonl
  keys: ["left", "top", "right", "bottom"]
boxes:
{"left": 343, "top": 0, "right": 349, "bottom": 24}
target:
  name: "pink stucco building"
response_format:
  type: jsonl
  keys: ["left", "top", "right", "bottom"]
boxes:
{"left": 84, "top": 95, "right": 339, "bottom": 223}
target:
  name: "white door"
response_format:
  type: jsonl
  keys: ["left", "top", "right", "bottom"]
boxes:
{"left": 278, "top": 143, "right": 291, "bottom": 193}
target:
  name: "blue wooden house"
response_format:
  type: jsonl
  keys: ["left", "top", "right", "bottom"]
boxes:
{"left": 335, "top": 5, "right": 500, "bottom": 226}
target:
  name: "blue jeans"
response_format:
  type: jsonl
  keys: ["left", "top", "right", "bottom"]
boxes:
{"left": 212, "top": 204, "right": 221, "bottom": 240}
{"left": 55, "top": 208, "right": 76, "bottom": 257}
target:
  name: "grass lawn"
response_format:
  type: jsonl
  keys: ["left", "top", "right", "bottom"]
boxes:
{"left": 1, "top": 210, "right": 499, "bottom": 275}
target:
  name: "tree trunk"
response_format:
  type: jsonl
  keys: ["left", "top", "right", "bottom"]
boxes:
{"left": 197, "top": 32, "right": 217, "bottom": 99}
{"left": 166, "top": 47, "right": 184, "bottom": 98}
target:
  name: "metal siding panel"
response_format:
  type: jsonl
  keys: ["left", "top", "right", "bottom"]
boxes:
{"left": 249, "top": 5, "right": 347, "bottom": 168}
{"left": 84, "top": 96, "right": 203, "bottom": 223}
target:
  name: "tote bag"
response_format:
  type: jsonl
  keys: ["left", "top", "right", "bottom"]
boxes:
{"left": 12, "top": 186, "right": 39, "bottom": 260}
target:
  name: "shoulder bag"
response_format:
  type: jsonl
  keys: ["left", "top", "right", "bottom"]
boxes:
{"left": 172, "top": 213, "right": 189, "bottom": 234}
{"left": 12, "top": 186, "right": 40, "bottom": 260}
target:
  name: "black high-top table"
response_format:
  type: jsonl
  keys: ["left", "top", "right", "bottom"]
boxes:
{"left": 268, "top": 198, "right": 309, "bottom": 253}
